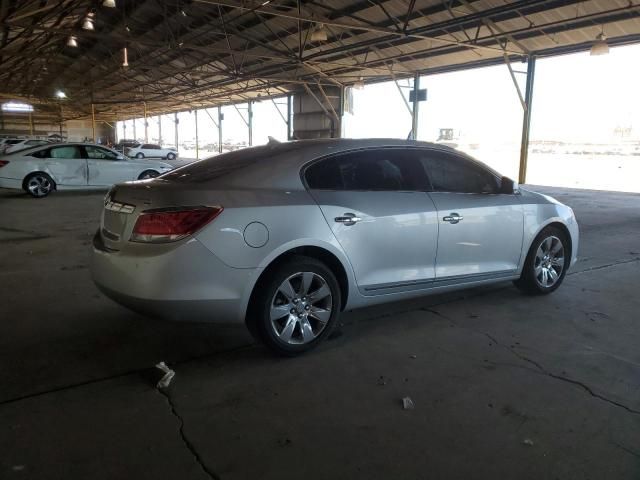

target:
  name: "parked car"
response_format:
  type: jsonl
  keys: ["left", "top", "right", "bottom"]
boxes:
{"left": 1, "top": 139, "right": 24, "bottom": 154}
{"left": 125, "top": 143, "right": 178, "bottom": 160}
{"left": 3, "top": 139, "right": 49, "bottom": 154}
{"left": 0, "top": 143, "right": 173, "bottom": 198}
{"left": 90, "top": 139, "right": 579, "bottom": 355}
{"left": 113, "top": 139, "right": 140, "bottom": 153}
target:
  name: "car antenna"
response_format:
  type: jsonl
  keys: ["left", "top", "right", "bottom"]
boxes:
{"left": 267, "top": 136, "right": 280, "bottom": 145}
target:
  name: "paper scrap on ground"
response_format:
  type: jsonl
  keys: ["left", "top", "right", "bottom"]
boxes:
{"left": 155, "top": 361, "right": 175, "bottom": 388}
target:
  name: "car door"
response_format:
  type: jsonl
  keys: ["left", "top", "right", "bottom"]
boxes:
{"left": 84, "top": 145, "right": 136, "bottom": 186}
{"left": 305, "top": 148, "right": 439, "bottom": 294}
{"left": 43, "top": 145, "right": 87, "bottom": 186}
{"left": 419, "top": 149, "right": 524, "bottom": 280}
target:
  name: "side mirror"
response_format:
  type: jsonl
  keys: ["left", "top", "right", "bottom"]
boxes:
{"left": 499, "top": 176, "right": 516, "bottom": 194}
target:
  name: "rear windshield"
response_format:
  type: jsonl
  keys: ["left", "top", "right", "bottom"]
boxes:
{"left": 161, "top": 144, "right": 294, "bottom": 183}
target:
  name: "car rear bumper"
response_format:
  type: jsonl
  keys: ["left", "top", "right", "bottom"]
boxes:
{"left": 90, "top": 231, "right": 258, "bottom": 324}
{"left": 0, "top": 176, "right": 23, "bottom": 190}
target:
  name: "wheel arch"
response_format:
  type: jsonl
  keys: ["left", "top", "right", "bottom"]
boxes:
{"left": 22, "top": 171, "right": 56, "bottom": 191}
{"left": 246, "top": 245, "right": 350, "bottom": 327}
{"left": 525, "top": 220, "right": 573, "bottom": 264}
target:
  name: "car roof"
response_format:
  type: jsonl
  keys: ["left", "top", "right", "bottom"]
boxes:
{"left": 5, "top": 142, "right": 117, "bottom": 156}
{"left": 162, "top": 138, "right": 471, "bottom": 189}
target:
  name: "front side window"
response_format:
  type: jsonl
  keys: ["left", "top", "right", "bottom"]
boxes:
{"left": 420, "top": 151, "right": 500, "bottom": 194}
{"left": 85, "top": 146, "right": 119, "bottom": 160}
{"left": 305, "top": 149, "right": 427, "bottom": 191}
{"left": 49, "top": 146, "right": 82, "bottom": 159}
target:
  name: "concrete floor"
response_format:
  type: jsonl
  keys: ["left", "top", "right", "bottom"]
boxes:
{"left": 1, "top": 185, "right": 639, "bottom": 479}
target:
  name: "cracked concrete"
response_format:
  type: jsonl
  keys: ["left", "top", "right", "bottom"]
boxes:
{"left": 1, "top": 185, "right": 640, "bottom": 479}
{"left": 157, "top": 387, "right": 220, "bottom": 480}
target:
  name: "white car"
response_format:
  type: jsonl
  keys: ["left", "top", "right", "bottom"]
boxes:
{"left": 0, "top": 143, "right": 173, "bottom": 198}
{"left": 125, "top": 143, "right": 178, "bottom": 160}
{"left": 2, "top": 139, "right": 49, "bottom": 154}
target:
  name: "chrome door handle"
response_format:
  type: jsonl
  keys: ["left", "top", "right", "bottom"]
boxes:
{"left": 334, "top": 213, "right": 362, "bottom": 226}
{"left": 443, "top": 213, "right": 463, "bottom": 224}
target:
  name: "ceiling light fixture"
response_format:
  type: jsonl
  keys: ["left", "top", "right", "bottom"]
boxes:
{"left": 310, "top": 23, "right": 328, "bottom": 42}
{"left": 66, "top": 35, "right": 78, "bottom": 47}
{"left": 354, "top": 77, "right": 365, "bottom": 89}
{"left": 122, "top": 47, "right": 129, "bottom": 67}
{"left": 590, "top": 32, "right": 609, "bottom": 56}
{"left": 102, "top": 0, "right": 116, "bottom": 7}
{"left": 56, "top": 90, "right": 67, "bottom": 99}
{"left": 82, "top": 13, "right": 95, "bottom": 30}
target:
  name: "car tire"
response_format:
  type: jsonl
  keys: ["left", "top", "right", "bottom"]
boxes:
{"left": 166, "top": 153, "right": 176, "bottom": 160}
{"left": 514, "top": 225, "right": 570, "bottom": 295}
{"left": 249, "top": 255, "right": 341, "bottom": 356}
{"left": 138, "top": 170, "right": 159, "bottom": 180}
{"left": 24, "top": 172, "right": 55, "bottom": 198}
{"left": 135, "top": 152, "right": 144, "bottom": 159}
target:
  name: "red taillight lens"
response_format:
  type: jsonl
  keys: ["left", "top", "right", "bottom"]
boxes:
{"left": 0, "top": 160, "right": 9, "bottom": 167}
{"left": 130, "top": 206, "right": 223, "bottom": 243}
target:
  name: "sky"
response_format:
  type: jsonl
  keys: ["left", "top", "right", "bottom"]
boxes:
{"left": 118, "top": 43, "right": 640, "bottom": 148}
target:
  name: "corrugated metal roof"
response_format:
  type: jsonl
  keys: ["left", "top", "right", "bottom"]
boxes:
{"left": 0, "top": 0, "right": 638, "bottom": 120}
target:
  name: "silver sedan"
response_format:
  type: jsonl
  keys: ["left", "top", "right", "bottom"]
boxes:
{"left": 90, "top": 139, "right": 579, "bottom": 355}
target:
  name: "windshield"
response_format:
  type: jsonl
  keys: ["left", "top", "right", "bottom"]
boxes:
{"left": 161, "top": 144, "right": 292, "bottom": 183}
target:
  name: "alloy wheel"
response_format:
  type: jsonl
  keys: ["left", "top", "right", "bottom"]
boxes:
{"left": 534, "top": 235, "right": 565, "bottom": 288}
{"left": 27, "top": 175, "right": 52, "bottom": 197}
{"left": 270, "top": 272, "right": 333, "bottom": 345}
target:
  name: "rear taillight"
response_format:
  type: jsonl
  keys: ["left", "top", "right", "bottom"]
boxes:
{"left": 0, "top": 160, "right": 9, "bottom": 167}
{"left": 130, "top": 206, "right": 223, "bottom": 243}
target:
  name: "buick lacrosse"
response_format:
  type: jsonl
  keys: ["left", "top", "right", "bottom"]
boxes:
{"left": 90, "top": 139, "right": 578, "bottom": 355}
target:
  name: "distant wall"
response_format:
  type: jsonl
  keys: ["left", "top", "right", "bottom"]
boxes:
{"left": 0, "top": 113, "right": 115, "bottom": 143}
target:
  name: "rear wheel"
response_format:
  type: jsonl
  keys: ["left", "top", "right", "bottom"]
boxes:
{"left": 514, "top": 226, "right": 569, "bottom": 295}
{"left": 138, "top": 170, "right": 159, "bottom": 180}
{"left": 166, "top": 152, "right": 176, "bottom": 160}
{"left": 24, "top": 172, "right": 54, "bottom": 198}
{"left": 249, "top": 256, "right": 341, "bottom": 356}
{"left": 135, "top": 152, "right": 144, "bottom": 159}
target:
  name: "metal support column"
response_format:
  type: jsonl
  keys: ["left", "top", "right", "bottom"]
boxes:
{"left": 59, "top": 103, "right": 63, "bottom": 139}
{"left": 29, "top": 112, "right": 34, "bottom": 136}
{"left": 158, "top": 116, "right": 162, "bottom": 146}
{"left": 218, "top": 106, "right": 223, "bottom": 153}
{"left": 287, "top": 94, "right": 292, "bottom": 140}
{"left": 411, "top": 72, "right": 420, "bottom": 140}
{"left": 195, "top": 109, "right": 199, "bottom": 160}
{"left": 133, "top": 119, "right": 136, "bottom": 141}
{"left": 91, "top": 104, "right": 96, "bottom": 142}
{"left": 174, "top": 113, "right": 178, "bottom": 151}
{"left": 143, "top": 103, "right": 148, "bottom": 143}
{"left": 248, "top": 101, "right": 253, "bottom": 146}
{"left": 518, "top": 55, "right": 536, "bottom": 185}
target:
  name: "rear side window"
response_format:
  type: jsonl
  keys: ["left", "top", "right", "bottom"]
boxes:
{"left": 305, "top": 149, "right": 427, "bottom": 192}
{"left": 49, "top": 146, "right": 82, "bottom": 159}
{"left": 419, "top": 151, "right": 500, "bottom": 194}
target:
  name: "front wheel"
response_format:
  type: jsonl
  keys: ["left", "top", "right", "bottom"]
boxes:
{"left": 138, "top": 170, "right": 159, "bottom": 180}
{"left": 166, "top": 152, "right": 176, "bottom": 160}
{"left": 135, "top": 152, "right": 144, "bottom": 159}
{"left": 249, "top": 256, "right": 341, "bottom": 356}
{"left": 514, "top": 226, "right": 569, "bottom": 295}
{"left": 24, "top": 172, "right": 54, "bottom": 198}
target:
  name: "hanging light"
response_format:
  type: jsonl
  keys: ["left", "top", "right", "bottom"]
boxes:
{"left": 66, "top": 35, "right": 78, "bottom": 47}
{"left": 102, "top": 0, "right": 116, "bottom": 7}
{"left": 122, "top": 47, "right": 129, "bottom": 67}
{"left": 310, "top": 24, "right": 328, "bottom": 42}
{"left": 82, "top": 13, "right": 95, "bottom": 31}
{"left": 56, "top": 90, "right": 67, "bottom": 99}
{"left": 590, "top": 32, "right": 609, "bottom": 56}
